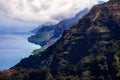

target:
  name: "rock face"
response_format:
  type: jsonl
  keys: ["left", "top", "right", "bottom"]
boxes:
{"left": 28, "top": 9, "right": 89, "bottom": 49}
{"left": 0, "top": 0, "right": 120, "bottom": 80}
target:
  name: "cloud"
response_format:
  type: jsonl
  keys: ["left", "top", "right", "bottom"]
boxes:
{"left": 0, "top": 0, "right": 109, "bottom": 25}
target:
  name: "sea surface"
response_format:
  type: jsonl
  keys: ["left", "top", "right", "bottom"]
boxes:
{"left": 0, "top": 33, "right": 40, "bottom": 70}
{"left": 0, "top": 12, "right": 40, "bottom": 70}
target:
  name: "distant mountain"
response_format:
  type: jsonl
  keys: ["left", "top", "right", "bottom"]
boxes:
{"left": 28, "top": 8, "right": 89, "bottom": 49}
{"left": 0, "top": 0, "right": 120, "bottom": 80}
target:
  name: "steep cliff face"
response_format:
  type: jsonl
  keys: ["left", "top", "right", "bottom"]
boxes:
{"left": 28, "top": 9, "right": 89, "bottom": 49}
{"left": 0, "top": 0, "right": 120, "bottom": 80}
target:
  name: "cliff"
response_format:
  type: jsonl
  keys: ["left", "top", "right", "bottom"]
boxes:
{"left": 28, "top": 9, "right": 89, "bottom": 49}
{"left": 0, "top": 0, "right": 120, "bottom": 80}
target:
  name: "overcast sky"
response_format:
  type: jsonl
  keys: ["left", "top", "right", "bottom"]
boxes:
{"left": 0, "top": 0, "right": 109, "bottom": 25}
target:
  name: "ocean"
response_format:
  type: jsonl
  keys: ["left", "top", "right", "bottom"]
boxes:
{"left": 0, "top": 33, "right": 40, "bottom": 70}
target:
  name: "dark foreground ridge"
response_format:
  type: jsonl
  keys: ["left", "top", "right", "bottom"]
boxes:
{"left": 0, "top": 0, "right": 120, "bottom": 80}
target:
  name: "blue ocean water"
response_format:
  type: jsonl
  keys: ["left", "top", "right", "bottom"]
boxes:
{"left": 0, "top": 33, "right": 40, "bottom": 70}
{"left": 0, "top": 12, "right": 40, "bottom": 70}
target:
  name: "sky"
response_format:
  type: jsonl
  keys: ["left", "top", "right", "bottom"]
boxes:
{"left": 0, "top": 0, "right": 109, "bottom": 25}
{"left": 0, "top": 11, "right": 38, "bottom": 33}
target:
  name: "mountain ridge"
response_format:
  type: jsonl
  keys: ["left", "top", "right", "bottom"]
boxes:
{"left": 28, "top": 8, "right": 89, "bottom": 49}
{"left": 0, "top": 0, "right": 120, "bottom": 80}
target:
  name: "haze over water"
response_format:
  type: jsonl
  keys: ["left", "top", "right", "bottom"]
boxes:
{"left": 0, "top": 12, "right": 40, "bottom": 70}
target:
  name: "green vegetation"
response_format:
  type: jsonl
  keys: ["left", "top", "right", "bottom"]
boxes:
{"left": 0, "top": 0, "right": 120, "bottom": 80}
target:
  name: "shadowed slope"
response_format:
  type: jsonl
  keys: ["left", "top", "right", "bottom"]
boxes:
{"left": 0, "top": 0, "right": 120, "bottom": 80}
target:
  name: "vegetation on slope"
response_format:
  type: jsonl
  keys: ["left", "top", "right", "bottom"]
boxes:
{"left": 0, "top": 0, "right": 120, "bottom": 80}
